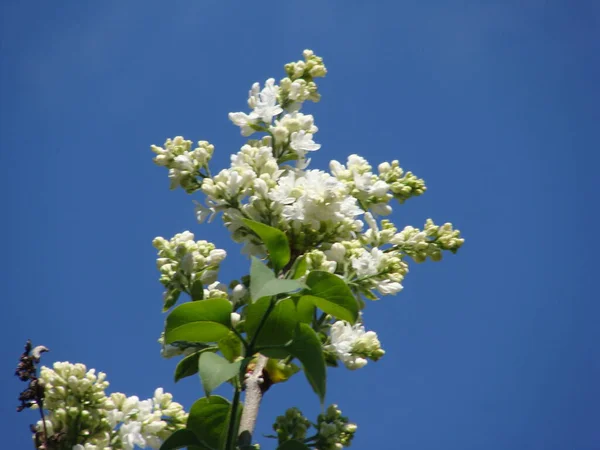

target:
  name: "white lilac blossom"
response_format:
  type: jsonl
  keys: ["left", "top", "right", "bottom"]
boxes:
{"left": 289, "top": 130, "right": 320, "bottom": 159}
{"left": 152, "top": 231, "right": 226, "bottom": 308}
{"left": 350, "top": 247, "right": 405, "bottom": 295}
{"left": 269, "top": 169, "right": 363, "bottom": 233}
{"left": 149, "top": 50, "right": 462, "bottom": 298}
{"left": 149, "top": 49, "right": 463, "bottom": 379}
{"left": 34, "top": 362, "right": 186, "bottom": 450}
{"left": 325, "top": 321, "right": 385, "bottom": 370}
{"left": 330, "top": 155, "right": 393, "bottom": 215}
{"left": 229, "top": 79, "right": 283, "bottom": 135}
{"left": 150, "top": 137, "right": 213, "bottom": 193}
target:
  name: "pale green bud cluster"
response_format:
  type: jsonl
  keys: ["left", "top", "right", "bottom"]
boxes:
{"left": 304, "top": 250, "right": 337, "bottom": 274}
{"left": 278, "top": 49, "right": 327, "bottom": 112}
{"left": 273, "top": 407, "right": 312, "bottom": 443}
{"left": 315, "top": 404, "right": 357, "bottom": 450}
{"left": 152, "top": 231, "right": 226, "bottom": 307}
{"left": 151, "top": 136, "right": 214, "bottom": 193}
{"left": 37, "top": 362, "right": 113, "bottom": 447}
{"left": 352, "top": 331, "right": 386, "bottom": 362}
{"left": 284, "top": 49, "right": 327, "bottom": 82}
{"left": 35, "top": 362, "right": 187, "bottom": 450}
{"left": 279, "top": 77, "right": 320, "bottom": 108}
{"left": 390, "top": 219, "right": 464, "bottom": 262}
{"left": 378, "top": 160, "right": 426, "bottom": 204}
{"left": 271, "top": 405, "right": 356, "bottom": 449}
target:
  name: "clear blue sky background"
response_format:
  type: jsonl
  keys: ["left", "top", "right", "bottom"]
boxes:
{"left": 2, "top": 1, "right": 598, "bottom": 449}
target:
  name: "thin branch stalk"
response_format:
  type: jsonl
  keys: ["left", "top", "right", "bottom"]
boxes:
{"left": 238, "top": 354, "right": 269, "bottom": 443}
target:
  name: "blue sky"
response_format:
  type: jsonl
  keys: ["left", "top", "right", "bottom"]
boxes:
{"left": 2, "top": 1, "right": 598, "bottom": 449}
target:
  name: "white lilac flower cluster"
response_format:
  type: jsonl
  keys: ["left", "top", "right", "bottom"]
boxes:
{"left": 324, "top": 321, "right": 385, "bottom": 370}
{"left": 150, "top": 49, "right": 464, "bottom": 369}
{"left": 35, "top": 362, "right": 186, "bottom": 450}
{"left": 272, "top": 405, "right": 356, "bottom": 450}
{"left": 152, "top": 231, "right": 226, "bottom": 309}
{"left": 151, "top": 137, "right": 214, "bottom": 193}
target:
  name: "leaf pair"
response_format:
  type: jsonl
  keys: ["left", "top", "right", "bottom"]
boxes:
{"left": 245, "top": 297, "right": 326, "bottom": 402}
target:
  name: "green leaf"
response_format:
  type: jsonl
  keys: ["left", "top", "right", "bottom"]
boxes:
{"left": 190, "top": 279, "right": 205, "bottom": 301}
{"left": 198, "top": 352, "right": 242, "bottom": 397}
{"left": 159, "top": 429, "right": 205, "bottom": 450}
{"left": 163, "top": 288, "right": 181, "bottom": 312}
{"left": 305, "top": 271, "right": 358, "bottom": 324}
{"left": 174, "top": 347, "right": 218, "bottom": 383}
{"left": 187, "top": 396, "right": 231, "bottom": 450}
{"left": 288, "top": 323, "right": 326, "bottom": 403}
{"left": 289, "top": 256, "right": 307, "bottom": 279}
{"left": 294, "top": 296, "right": 315, "bottom": 324}
{"left": 255, "top": 279, "right": 306, "bottom": 303}
{"left": 242, "top": 219, "right": 290, "bottom": 271}
{"left": 277, "top": 440, "right": 311, "bottom": 450}
{"left": 249, "top": 257, "right": 275, "bottom": 301}
{"left": 250, "top": 258, "right": 305, "bottom": 302}
{"left": 246, "top": 298, "right": 297, "bottom": 358}
{"left": 165, "top": 299, "right": 233, "bottom": 344}
{"left": 265, "top": 358, "right": 301, "bottom": 384}
{"left": 218, "top": 331, "right": 243, "bottom": 362}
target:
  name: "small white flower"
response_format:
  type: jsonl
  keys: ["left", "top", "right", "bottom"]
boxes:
{"left": 231, "top": 284, "right": 247, "bottom": 304}
{"left": 325, "top": 243, "right": 347, "bottom": 264}
{"left": 120, "top": 421, "right": 145, "bottom": 450}
{"left": 194, "top": 200, "right": 216, "bottom": 224}
{"left": 229, "top": 111, "right": 259, "bottom": 136}
{"left": 253, "top": 78, "right": 282, "bottom": 123}
{"left": 207, "top": 249, "right": 227, "bottom": 265}
{"left": 290, "top": 130, "right": 321, "bottom": 157}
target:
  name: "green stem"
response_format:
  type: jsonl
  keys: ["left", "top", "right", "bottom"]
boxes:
{"left": 225, "top": 384, "right": 242, "bottom": 450}
{"left": 248, "top": 298, "right": 276, "bottom": 351}
{"left": 36, "top": 399, "right": 49, "bottom": 449}
{"left": 232, "top": 328, "right": 250, "bottom": 353}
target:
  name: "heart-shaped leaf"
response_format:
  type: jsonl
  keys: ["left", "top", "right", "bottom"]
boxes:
{"left": 218, "top": 331, "right": 243, "bottom": 362}
{"left": 277, "top": 440, "right": 311, "bottom": 449}
{"left": 288, "top": 323, "right": 326, "bottom": 403}
{"left": 198, "top": 352, "right": 242, "bottom": 397}
{"left": 187, "top": 396, "right": 238, "bottom": 450}
{"left": 165, "top": 299, "right": 232, "bottom": 344}
{"left": 159, "top": 429, "right": 206, "bottom": 450}
{"left": 305, "top": 271, "right": 358, "bottom": 324}
{"left": 246, "top": 298, "right": 297, "bottom": 358}
{"left": 250, "top": 257, "right": 275, "bottom": 301}
{"left": 242, "top": 219, "right": 290, "bottom": 271}
{"left": 250, "top": 258, "right": 305, "bottom": 302}
{"left": 174, "top": 347, "right": 218, "bottom": 382}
